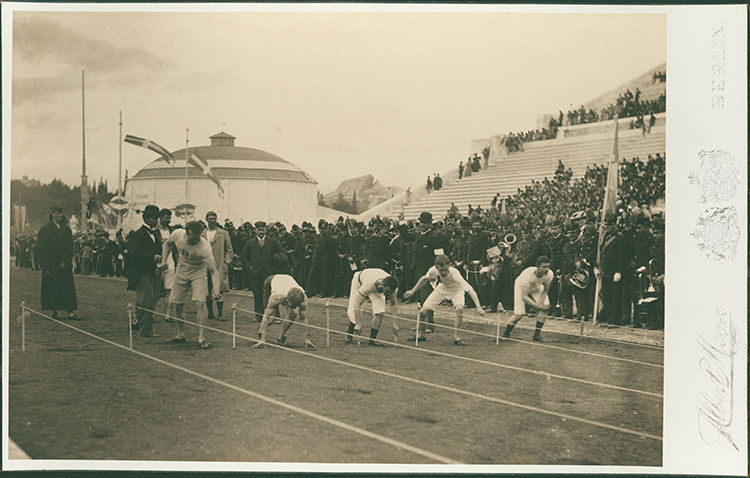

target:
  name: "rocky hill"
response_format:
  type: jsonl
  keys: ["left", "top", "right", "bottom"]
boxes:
{"left": 322, "top": 174, "right": 404, "bottom": 214}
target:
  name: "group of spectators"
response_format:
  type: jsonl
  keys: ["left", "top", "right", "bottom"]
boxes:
{"left": 500, "top": 89, "right": 666, "bottom": 154}
{"left": 426, "top": 173, "right": 443, "bottom": 192}
{"left": 19, "top": 150, "right": 665, "bottom": 332}
{"left": 457, "top": 148, "right": 490, "bottom": 180}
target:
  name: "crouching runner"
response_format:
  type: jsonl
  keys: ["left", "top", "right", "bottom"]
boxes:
{"left": 503, "top": 255, "right": 553, "bottom": 342}
{"left": 404, "top": 254, "right": 484, "bottom": 345}
{"left": 161, "top": 221, "right": 221, "bottom": 349}
{"left": 345, "top": 269, "right": 400, "bottom": 346}
{"left": 253, "top": 274, "right": 314, "bottom": 348}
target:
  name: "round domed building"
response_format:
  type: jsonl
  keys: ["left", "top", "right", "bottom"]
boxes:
{"left": 124, "top": 132, "right": 319, "bottom": 228}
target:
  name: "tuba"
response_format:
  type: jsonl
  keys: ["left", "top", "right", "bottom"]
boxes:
{"left": 568, "top": 260, "right": 590, "bottom": 289}
{"left": 499, "top": 233, "right": 516, "bottom": 254}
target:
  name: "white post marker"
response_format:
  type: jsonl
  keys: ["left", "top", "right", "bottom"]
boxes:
{"left": 20, "top": 300, "right": 27, "bottom": 352}
{"left": 127, "top": 303, "right": 133, "bottom": 350}
{"left": 579, "top": 309, "right": 586, "bottom": 340}
{"left": 415, "top": 302, "right": 421, "bottom": 347}
{"left": 232, "top": 302, "right": 237, "bottom": 350}
{"left": 496, "top": 302, "right": 502, "bottom": 345}
{"left": 325, "top": 302, "right": 330, "bottom": 347}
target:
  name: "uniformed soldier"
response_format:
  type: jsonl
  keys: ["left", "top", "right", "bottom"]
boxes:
{"left": 463, "top": 217, "right": 490, "bottom": 308}
{"left": 596, "top": 212, "right": 625, "bottom": 324}
{"left": 543, "top": 219, "right": 565, "bottom": 316}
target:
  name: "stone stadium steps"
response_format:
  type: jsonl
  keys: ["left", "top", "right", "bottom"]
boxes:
{"left": 391, "top": 127, "right": 665, "bottom": 220}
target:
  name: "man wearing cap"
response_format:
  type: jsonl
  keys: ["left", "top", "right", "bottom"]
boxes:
{"left": 156, "top": 208, "right": 176, "bottom": 321}
{"left": 503, "top": 255, "right": 554, "bottom": 341}
{"left": 37, "top": 205, "right": 78, "bottom": 320}
{"left": 203, "top": 211, "right": 234, "bottom": 321}
{"left": 410, "top": 212, "right": 448, "bottom": 332}
{"left": 161, "top": 220, "right": 222, "bottom": 349}
{"left": 404, "top": 254, "right": 485, "bottom": 345}
{"left": 559, "top": 221, "right": 584, "bottom": 319}
{"left": 543, "top": 220, "right": 565, "bottom": 316}
{"left": 463, "top": 217, "right": 490, "bottom": 308}
{"left": 253, "top": 274, "right": 314, "bottom": 348}
{"left": 345, "top": 268, "right": 400, "bottom": 346}
{"left": 240, "top": 221, "right": 285, "bottom": 320}
{"left": 365, "top": 219, "right": 390, "bottom": 270}
{"left": 596, "top": 213, "right": 625, "bottom": 325}
{"left": 126, "top": 205, "right": 163, "bottom": 337}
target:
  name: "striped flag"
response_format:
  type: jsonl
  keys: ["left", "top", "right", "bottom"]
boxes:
{"left": 600, "top": 118, "right": 620, "bottom": 219}
{"left": 124, "top": 135, "right": 175, "bottom": 164}
{"left": 188, "top": 151, "right": 225, "bottom": 198}
{"left": 593, "top": 117, "right": 620, "bottom": 323}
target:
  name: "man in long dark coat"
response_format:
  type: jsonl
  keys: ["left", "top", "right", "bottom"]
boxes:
{"left": 126, "top": 205, "right": 163, "bottom": 336}
{"left": 36, "top": 205, "right": 77, "bottom": 319}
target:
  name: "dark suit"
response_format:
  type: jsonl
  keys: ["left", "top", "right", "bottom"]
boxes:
{"left": 599, "top": 229, "right": 625, "bottom": 324}
{"left": 126, "top": 225, "right": 162, "bottom": 336}
{"left": 241, "top": 236, "right": 284, "bottom": 317}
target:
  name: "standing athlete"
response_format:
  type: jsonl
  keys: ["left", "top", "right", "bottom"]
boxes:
{"left": 503, "top": 255, "right": 554, "bottom": 342}
{"left": 345, "top": 268, "right": 400, "bottom": 346}
{"left": 253, "top": 274, "right": 314, "bottom": 348}
{"left": 404, "top": 254, "right": 485, "bottom": 345}
{"left": 161, "top": 221, "right": 221, "bottom": 349}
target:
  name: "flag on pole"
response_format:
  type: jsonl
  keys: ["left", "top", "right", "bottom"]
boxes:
{"left": 601, "top": 118, "right": 620, "bottom": 219}
{"left": 188, "top": 151, "right": 225, "bottom": 197}
{"left": 124, "top": 135, "right": 175, "bottom": 164}
{"left": 593, "top": 117, "right": 620, "bottom": 324}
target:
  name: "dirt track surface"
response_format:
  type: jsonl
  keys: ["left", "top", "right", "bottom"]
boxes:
{"left": 8, "top": 268, "right": 663, "bottom": 466}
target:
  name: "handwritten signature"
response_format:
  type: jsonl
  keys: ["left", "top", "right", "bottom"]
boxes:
{"left": 697, "top": 307, "right": 739, "bottom": 451}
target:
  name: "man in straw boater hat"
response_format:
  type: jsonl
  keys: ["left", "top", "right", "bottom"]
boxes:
{"left": 126, "top": 204, "right": 163, "bottom": 336}
{"left": 160, "top": 220, "right": 222, "bottom": 349}
{"left": 253, "top": 273, "right": 314, "bottom": 348}
{"left": 404, "top": 254, "right": 485, "bottom": 345}
{"left": 36, "top": 205, "right": 78, "bottom": 320}
{"left": 503, "top": 255, "right": 554, "bottom": 342}
{"left": 344, "top": 268, "right": 400, "bottom": 346}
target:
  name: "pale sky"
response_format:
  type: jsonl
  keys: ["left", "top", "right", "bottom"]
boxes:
{"left": 9, "top": 9, "right": 665, "bottom": 193}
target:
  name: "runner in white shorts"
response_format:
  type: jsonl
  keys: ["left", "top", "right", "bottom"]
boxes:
{"left": 345, "top": 268, "right": 399, "bottom": 346}
{"left": 404, "top": 254, "right": 484, "bottom": 345}
{"left": 503, "top": 255, "right": 553, "bottom": 342}
{"left": 160, "top": 221, "right": 221, "bottom": 349}
{"left": 253, "top": 274, "right": 313, "bottom": 349}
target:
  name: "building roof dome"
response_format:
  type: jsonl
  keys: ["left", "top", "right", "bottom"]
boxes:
{"left": 131, "top": 132, "right": 316, "bottom": 184}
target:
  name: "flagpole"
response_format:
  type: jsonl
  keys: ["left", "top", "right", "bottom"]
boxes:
{"left": 592, "top": 116, "right": 619, "bottom": 326}
{"left": 80, "top": 70, "right": 89, "bottom": 234}
{"left": 184, "top": 129, "right": 189, "bottom": 200}
{"left": 118, "top": 111, "right": 123, "bottom": 231}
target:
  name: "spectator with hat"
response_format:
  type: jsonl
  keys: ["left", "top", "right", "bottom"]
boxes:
{"left": 203, "top": 211, "right": 234, "bottom": 321}
{"left": 410, "top": 211, "right": 448, "bottom": 332}
{"left": 240, "top": 220, "right": 286, "bottom": 320}
{"left": 126, "top": 204, "right": 163, "bottom": 336}
{"left": 36, "top": 205, "right": 78, "bottom": 320}
{"left": 596, "top": 212, "right": 625, "bottom": 325}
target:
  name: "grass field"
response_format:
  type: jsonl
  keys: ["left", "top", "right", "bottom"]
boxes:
{"left": 7, "top": 267, "right": 663, "bottom": 466}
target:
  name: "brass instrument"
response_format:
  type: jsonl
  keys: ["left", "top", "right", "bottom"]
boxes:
{"left": 567, "top": 259, "right": 590, "bottom": 289}
{"left": 500, "top": 233, "right": 516, "bottom": 253}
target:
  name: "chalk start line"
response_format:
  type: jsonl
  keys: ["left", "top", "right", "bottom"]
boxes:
{"left": 17, "top": 305, "right": 663, "bottom": 446}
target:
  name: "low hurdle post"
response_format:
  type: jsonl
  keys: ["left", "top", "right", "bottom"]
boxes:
{"left": 126, "top": 303, "right": 134, "bottom": 350}
{"left": 232, "top": 303, "right": 237, "bottom": 350}
{"left": 325, "top": 302, "right": 331, "bottom": 347}
{"left": 20, "top": 301, "right": 27, "bottom": 352}
{"left": 415, "top": 303, "right": 421, "bottom": 347}
{"left": 496, "top": 302, "right": 502, "bottom": 345}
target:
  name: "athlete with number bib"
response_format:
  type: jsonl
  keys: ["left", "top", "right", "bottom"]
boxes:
{"left": 160, "top": 221, "right": 221, "bottom": 349}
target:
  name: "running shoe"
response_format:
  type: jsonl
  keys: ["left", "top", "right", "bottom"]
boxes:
{"left": 198, "top": 340, "right": 213, "bottom": 349}
{"left": 453, "top": 338, "right": 466, "bottom": 346}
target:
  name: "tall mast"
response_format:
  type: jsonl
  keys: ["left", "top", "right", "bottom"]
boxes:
{"left": 80, "top": 70, "right": 89, "bottom": 233}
